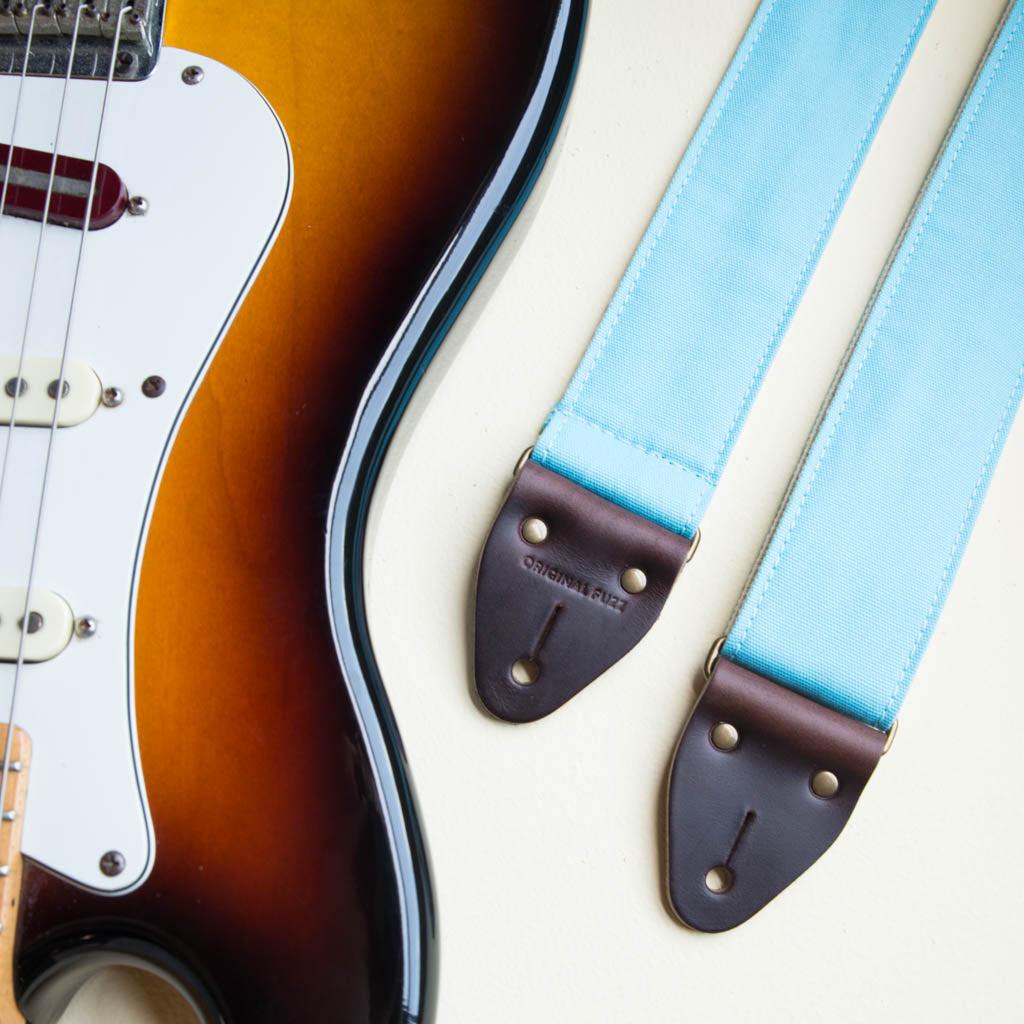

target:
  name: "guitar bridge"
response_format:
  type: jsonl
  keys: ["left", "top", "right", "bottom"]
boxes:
{"left": 0, "top": 0, "right": 165, "bottom": 80}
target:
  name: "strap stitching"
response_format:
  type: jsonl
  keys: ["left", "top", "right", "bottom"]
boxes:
{"left": 544, "top": 0, "right": 777, "bottom": 458}
{"left": 878, "top": 359, "right": 1024, "bottom": 729}
{"left": 545, "top": 409, "right": 714, "bottom": 482}
{"left": 730, "top": 10, "right": 1021, "bottom": 721}
{"left": 688, "top": 0, "right": 934, "bottom": 523}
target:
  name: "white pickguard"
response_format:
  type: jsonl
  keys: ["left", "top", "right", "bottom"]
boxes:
{"left": 0, "top": 49, "right": 291, "bottom": 892}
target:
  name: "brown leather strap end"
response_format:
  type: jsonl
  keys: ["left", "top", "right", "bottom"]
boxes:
{"left": 474, "top": 459, "right": 691, "bottom": 722}
{"left": 666, "top": 656, "right": 885, "bottom": 931}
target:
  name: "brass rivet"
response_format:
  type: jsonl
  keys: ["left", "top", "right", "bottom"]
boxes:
{"left": 705, "top": 865, "right": 733, "bottom": 894}
{"left": 520, "top": 517, "right": 548, "bottom": 545}
{"left": 620, "top": 567, "right": 647, "bottom": 594}
{"left": 710, "top": 722, "right": 739, "bottom": 751}
{"left": 811, "top": 770, "right": 839, "bottom": 798}
{"left": 511, "top": 657, "right": 540, "bottom": 685}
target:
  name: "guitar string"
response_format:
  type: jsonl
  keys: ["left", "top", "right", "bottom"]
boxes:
{"left": 0, "top": 2, "right": 128, "bottom": 845}
{"left": 0, "top": 4, "right": 45, "bottom": 505}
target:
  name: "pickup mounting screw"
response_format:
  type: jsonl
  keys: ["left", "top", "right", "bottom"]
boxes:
{"left": 101, "top": 386, "right": 124, "bottom": 407}
{"left": 127, "top": 195, "right": 148, "bottom": 216}
{"left": 181, "top": 64, "right": 204, "bottom": 85}
{"left": 75, "top": 616, "right": 98, "bottom": 639}
{"left": 141, "top": 375, "right": 166, "bottom": 398}
{"left": 99, "top": 850, "right": 125, "bottom": 877}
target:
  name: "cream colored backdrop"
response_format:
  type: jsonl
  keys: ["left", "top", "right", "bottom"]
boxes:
{"left": 64, "top": 1, "right": 1022, "bottom": 1020}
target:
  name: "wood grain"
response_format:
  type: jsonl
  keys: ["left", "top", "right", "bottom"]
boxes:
{"left": 12, "top": 2, "right": 554, "bottom": 1020}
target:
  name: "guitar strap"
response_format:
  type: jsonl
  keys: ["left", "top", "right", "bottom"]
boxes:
{"left": 474, "top": 0, "right": 937, "bottom": 722}
{"left": 667, "top": 0, "right": 1024, "bottom": 931}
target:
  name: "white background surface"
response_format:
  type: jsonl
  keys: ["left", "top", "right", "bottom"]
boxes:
{"left": 61, "top": 0, "right": 1023, "bottom": 1020}
{"left": 367, "top": 2, "right": 1024, "bottom": 1023}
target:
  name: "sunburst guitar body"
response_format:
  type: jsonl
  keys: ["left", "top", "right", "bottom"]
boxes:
{"left": 0, "top": 1, "right": 585, "bottom": 1020}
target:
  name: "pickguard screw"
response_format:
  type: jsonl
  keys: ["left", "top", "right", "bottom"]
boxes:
{"left": 75, "top": 615, "right": 98, "bottom": 639}
{"left": 141, "top": 375, "right": 166, "bottom": 398}
{"left": 101, "top": 386, "right": 124, "bottom": 407}
{"left": 127, "top": 195, "right": 148, "bottom": 216}
{"left": 99, "top": 850, "right": 125, "bottom": 877}
{"left": 181, "top": 65, "right": 204, "bottom": 85}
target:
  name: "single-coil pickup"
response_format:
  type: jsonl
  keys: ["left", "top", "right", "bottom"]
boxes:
{"left": 0, "top": 144, "right": 127, "bottom": 230}
{"left": 0, "top": 589, "right": 73, "bottom": 663}
{"left": 0, "top": 357, "right": 101, "bottom": 427}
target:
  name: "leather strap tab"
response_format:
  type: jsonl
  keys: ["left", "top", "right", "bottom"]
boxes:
{"left": 667, "top": 657, "right": 885, "bottom": 932}
{"left": 475, "top": 459, "right": 691, "bottom": 722}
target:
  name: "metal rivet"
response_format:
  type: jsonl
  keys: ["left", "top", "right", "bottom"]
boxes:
{"left": 4, "top": 377, "right": 26, "bottom": 398}
{"left": 511, "top": 657, "right": 540, "bottom": 685}
{"left": 141, "top": 375, "right": 166, "bottom": 398}
{"left": 705, "top": 865, "right": 733, "bottom": 894}
{"left": 620, "top": 567, "right": 647, "bottom": 594}
{"left": 46, "top": 379, "right": 70, "bottom": 399}
{"left": 101, "top": 386, "right": 124, "bottom": 408}
{"left": 181, "top": 64, "right": 204, "bottom": 85}
{"left": 513, "top": 446, "right": 534, "bottom": 477}
{"left": 99, "top": 850, "right": 125, "bottom": 877}
{"left": 811, "top": 770, "right": 839, "bottom": 798}
{"left": 882, "top": 718, "right": 899, "bottom": 756}
{"left": 710, "top": 722, "right": 739, "bottom": 751}
{"left": 127, "top": 195, "right": 148, "bottom": 216}
{"left": 520, "top": 517, "right": 548, "bottom": 545}
{"left": 75, "top": 615, "right": 98, "bottom": 639}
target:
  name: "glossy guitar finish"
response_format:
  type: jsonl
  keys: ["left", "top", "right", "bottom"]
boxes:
{"left": 8, "top": 2, "right": 585, "bottom": 1021}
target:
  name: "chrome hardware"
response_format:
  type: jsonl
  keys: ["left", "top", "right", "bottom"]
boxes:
{"left": 0, "top": 1, "right": 166, "bottom": 81}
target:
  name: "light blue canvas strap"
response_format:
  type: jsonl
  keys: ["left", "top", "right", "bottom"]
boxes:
{"left": 475, "top": 0, "right": 936, "bottom": 723}
{"left": 668, "top": 1, "right": 1024, "bottom": 933}
{"left": 532, "top": 0, "right": 936, "bottom": 539}
{"left": 723, "top": 0, "right": 1024, "bottom": 730}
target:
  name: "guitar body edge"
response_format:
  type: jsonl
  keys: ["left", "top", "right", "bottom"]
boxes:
{"left": 8, "top": 2, "right": 586, "bottom": 1021}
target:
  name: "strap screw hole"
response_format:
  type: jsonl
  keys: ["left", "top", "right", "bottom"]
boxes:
{"left": 511, "top": 657, "right": 540, "bottom": 685}
{"left": 705, "top": 865, "right": 733, "bottom": 894}
{"left": 620, "top": 567, "right": 647, "bottom": 594}
{"left": 811, "top": 770, "right": 839, "bottom": 798}
{"left": 520, "top": 517, "right": 548, "bottom": 545}
{"left": 710, "top": 722, "right": 739, "bottom": 751}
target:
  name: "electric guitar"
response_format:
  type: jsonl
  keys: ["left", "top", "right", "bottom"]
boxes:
{"left": 0, "top": 1, "right": 585, "bottom": 1021}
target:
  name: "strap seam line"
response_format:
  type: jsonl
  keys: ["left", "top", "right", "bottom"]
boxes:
{"left": 729, "top": 9, "right": 1018, "bottom": 695}
{"left": 542, "top": 409, "right": 715, "bottom": 482}
{"left": 686, "top": 0, "right": 933, "bottom": 526}
{"left": 544, "top": 0, "right": 777, "bottom": 459}
{"left": 876, "top": 358, "right": 1024, "bottom": 729}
